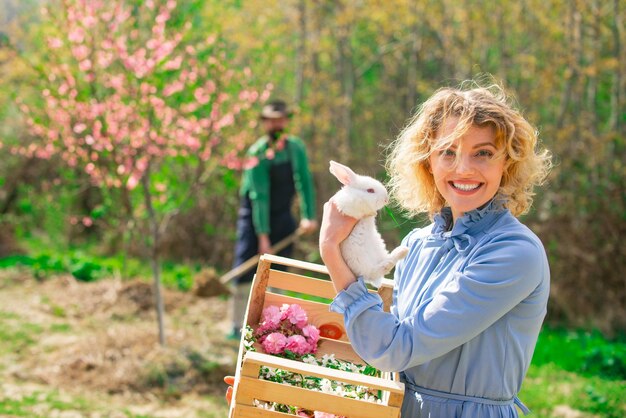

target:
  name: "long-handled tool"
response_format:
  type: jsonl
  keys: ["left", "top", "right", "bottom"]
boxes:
{"left": 220, "top": 229, "right": 303, "bottom": 284}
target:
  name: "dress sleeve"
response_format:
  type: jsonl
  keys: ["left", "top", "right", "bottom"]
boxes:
{"left": 289, "top": 137, "right": 316, "bottom": 220}
{"left": 245, "top": 148, "right": 271, "bottom": 234}
{"left": 331, "top": 232, "right": 548, "bottom": 372}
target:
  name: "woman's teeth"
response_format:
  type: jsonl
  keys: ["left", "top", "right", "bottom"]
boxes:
{"left": 452, "top": 182, "right": 480, "bottom": 191}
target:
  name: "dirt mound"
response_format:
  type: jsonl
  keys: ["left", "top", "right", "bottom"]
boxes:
{"left": 192, "top": 267, "right": 230, "bottom": 298}
{"left": 35, "top": 275, "right": 191, "bottom": 320}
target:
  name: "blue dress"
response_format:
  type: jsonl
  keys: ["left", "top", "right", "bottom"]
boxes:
{"left": 330, "top": 200, "right": 549, "bottom": 417}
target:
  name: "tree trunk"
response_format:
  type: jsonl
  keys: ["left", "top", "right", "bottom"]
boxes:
{"left": 335, "top": 1, "right": 354, "bottom": 162}
{"left": 610, "top": 0, "right": 623, "bottom": 132}
{"left": 406, "top": 2, "right": 420, "bottom": 113}
{"left": 295, "top": 0, "right": 307, "bottom": 105}
{"left": 141, "top": 164, "right": 166, "bottom": 346}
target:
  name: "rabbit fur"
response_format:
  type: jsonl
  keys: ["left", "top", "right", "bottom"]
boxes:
{"left": 329, "top": 160, "right": 409, "bottom": 288}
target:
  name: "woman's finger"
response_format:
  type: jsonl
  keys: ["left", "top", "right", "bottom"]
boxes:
{"left": 224, "top": 375, "right": 235, "bottom": 405}
{"left": 225, "top": 385, "right": 233, "bottom": 405}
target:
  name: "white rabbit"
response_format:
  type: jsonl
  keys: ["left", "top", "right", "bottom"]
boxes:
{"left": 329, "top": 160, "right": 409, "bottom": 288}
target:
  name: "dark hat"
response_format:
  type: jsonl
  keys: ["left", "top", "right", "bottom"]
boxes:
{"left": 260, "top": 100, "right": 292, "bottom": 119}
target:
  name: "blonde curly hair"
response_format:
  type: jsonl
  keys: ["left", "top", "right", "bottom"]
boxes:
{"left": 386, "top": 81, "right": 552, "bottom": 218}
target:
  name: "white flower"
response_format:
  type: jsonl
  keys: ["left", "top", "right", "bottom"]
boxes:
{"left": 321, "top": 353, "right": 335, "bottom": 367}
{"left": 319, "top": 379, "right": 334, "bottom": 394}
{"left": 302, "top": 355, "right": 318, "bottom": 365}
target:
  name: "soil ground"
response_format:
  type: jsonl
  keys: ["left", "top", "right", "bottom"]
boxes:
{"left": 0, "top": 268, "right": 236, "bottom": 417}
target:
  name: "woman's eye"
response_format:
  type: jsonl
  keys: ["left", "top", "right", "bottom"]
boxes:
{"left": 441, "top": 149, "right": 456, "bottom": 158}
{"left": 476, "top": 149, "right": 494, "bottom": 158}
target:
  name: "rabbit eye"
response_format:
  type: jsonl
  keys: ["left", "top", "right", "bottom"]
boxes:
{"left": 367, "top": 188, "right": 375, "bottom": 193}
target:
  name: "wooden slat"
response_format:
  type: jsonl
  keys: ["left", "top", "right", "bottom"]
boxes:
{"left": 247, "top": 260, "right": 272, "bottom": 328}
{"left": 233, "top": 404, "right": 292, "bottom": 417}
{"left": 243, "top": 351, "right": 405, "bottom": 394}
{"left": 238, "top": 376, "right": 401, "bottom": 418}
{"left": 378, "top": 278, "right": 394, "bottom": 313}
{"left": 262, "top": 254, "right": 330, "bottom": 274}
{"left": 316, "top": 337, "right": 363, "bottom": 364}
{"left": 268, "top": 269, "right": 337, "bottom": 300}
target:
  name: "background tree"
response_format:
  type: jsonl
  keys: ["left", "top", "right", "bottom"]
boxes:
{"left": 12, "top": 0, "right": 270, "bottom": 345}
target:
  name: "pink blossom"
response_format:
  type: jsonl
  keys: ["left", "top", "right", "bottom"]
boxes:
{"left": 72, "top": 45, "right": 90, "bottom": 60}
{"left": 47, "top": 37, "right": 63, "bottom": 49}
{"left": 285, "top": 335, "right": 311, "bottom": 355}
{"left": 314, "top": 413, "right": 343, "bottom": 418}
{"left": 194, "top": 88, "right": 210, "bottom": 105}
{"left": 127, "top": 174, "right": 139, "bottom": 190}
{"left": 284, "top": 304, "right": 308, "bottom": 328}
{"left": 302, "top": 325, "right": 320, "bottom": 345}
{"left": 79, "top": 59, "right": 92, "bottom": 71}
{"left": 261, "top": 332, "right": 287, "bottom": 355}
{"left": 68, "top": 28, "right": 85, "bottom": 43}
{"left": 260, "top": 88, "right": 272, "bottom": 102}
{"left": 163, "top": 56, "right": 182, "bottom": 70}
{"left": 262, "top": 305, "right": 282, "bottom": 328}
{"left": 83, "top": 15, "right": 97, "bottom": 28}
{"left": 82, "top": 217, "right": 93, "bottom": 227}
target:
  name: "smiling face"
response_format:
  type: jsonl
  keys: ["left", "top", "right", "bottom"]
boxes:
{"left": 428, "top": 119, "right": 505, "bottom": 221}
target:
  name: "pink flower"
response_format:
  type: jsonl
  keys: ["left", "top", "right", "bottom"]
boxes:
{"left": 284, "top": 304, "right": 308, "bottom": 328}
{"left": 261, "top": 332, "right": 287, "bottom": 355}
{"left": 261, "top": 305, "right": 282, "bottom": 329}
{"left": 314, "top": 412, "right": 338, "bottom": 418}
{"left": 285, "top": 335, "right": 311, "bottom": 356}
{"left": 47, "top": 37, "right": 63, "bottom": 49}
{"left": 302, "top": 325, "right": 320, "bottom": 345}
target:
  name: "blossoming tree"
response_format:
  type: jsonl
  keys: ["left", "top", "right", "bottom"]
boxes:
{"left": 15, "top": 0, "right": 270, "bottom": 345}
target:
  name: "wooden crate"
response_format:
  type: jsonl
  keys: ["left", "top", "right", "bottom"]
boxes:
{"left": 228, "top": 254, "right": 405, "bottom": 418}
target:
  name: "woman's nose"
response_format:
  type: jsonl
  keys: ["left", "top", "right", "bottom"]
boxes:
{"left": 455, "top": 155, "right": 475, "bottom": 175}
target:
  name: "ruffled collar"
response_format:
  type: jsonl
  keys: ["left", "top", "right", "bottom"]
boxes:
{"left": 433, "top": 198, "right": 507, "bottom": 237}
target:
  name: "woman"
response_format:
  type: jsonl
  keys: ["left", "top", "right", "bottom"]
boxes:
{"left": 319, "top": 82, "right": 552, "bottom": 417}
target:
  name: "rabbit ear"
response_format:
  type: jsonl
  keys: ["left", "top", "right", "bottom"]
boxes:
{"left": 329, "top": 160, "right": 357, "bottom": 186}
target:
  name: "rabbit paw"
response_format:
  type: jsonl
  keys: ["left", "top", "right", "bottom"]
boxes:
{"left": 390, "top": 246, "right": 409, "bottom": 261}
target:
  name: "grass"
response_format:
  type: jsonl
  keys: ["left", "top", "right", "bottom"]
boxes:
{"left": 0, "top": 311, "right": 44, "bottom": 354}
{"left": 520, "top": 327, "right": 626, "bottom": 417}
{"left": 0, "top": 243, "right": 203, "bottom": 291}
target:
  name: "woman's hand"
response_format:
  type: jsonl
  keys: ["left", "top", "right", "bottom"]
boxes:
{"left": 319, "top": 200, "right": 358, "bottom": 293}
{"left": 319, "top": 200, "right": 357, "bottom": 250}
{"left": 224, "top": 375, "right": 235, "bottom": 405}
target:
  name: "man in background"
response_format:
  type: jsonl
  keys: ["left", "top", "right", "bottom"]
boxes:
{"left": 228, "top": 99, "right": 317, "bottom": 340}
